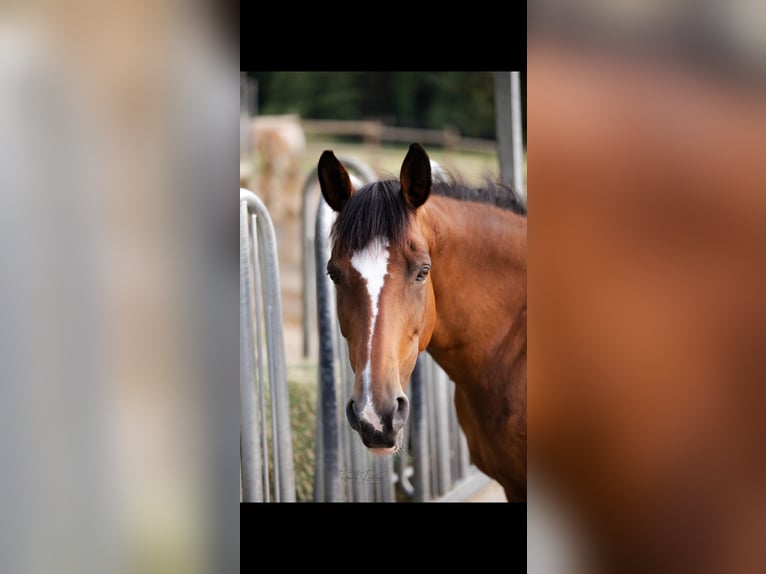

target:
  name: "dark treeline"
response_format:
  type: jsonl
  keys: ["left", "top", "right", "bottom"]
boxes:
{"left": 248, "top": 72, "right": 526, "bottom": 141}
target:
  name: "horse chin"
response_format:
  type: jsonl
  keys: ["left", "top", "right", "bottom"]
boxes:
{"left": 366, "top": 430, "right": 404, "bottom": 456}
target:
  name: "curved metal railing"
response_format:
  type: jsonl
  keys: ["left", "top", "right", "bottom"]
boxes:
{"left": 240, "top": 189, "right": 295, "bottom": 502}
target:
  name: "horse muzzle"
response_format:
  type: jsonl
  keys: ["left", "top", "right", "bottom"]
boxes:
{"left": 346, "top": 394, "right": 409, "bottom": 453}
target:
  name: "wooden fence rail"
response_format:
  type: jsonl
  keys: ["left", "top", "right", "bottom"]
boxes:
{"left": 301, "top": 119, "right": 497, "bottom": 154}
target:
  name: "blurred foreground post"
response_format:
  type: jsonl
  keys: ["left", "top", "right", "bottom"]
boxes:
{"left": 494, "top": 71, "right": 526, "bottom": 201}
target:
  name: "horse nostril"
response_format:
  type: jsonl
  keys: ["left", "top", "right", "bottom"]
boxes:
{"left": 346, "top": 400, "right": 361, "bottom": 431}
{"left": 392, "top": 394, "right": 409, "bottom": 432}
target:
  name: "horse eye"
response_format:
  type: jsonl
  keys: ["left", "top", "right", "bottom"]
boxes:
{"left": 327, "top": 269, "right": 340, "bottom": 284}
{"left": 416, "top": 265, "right": 430, "bottom": 282}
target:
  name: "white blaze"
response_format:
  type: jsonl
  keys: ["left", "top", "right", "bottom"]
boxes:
{"left": 350, "top": 237, "right": 390, "bottom": 431}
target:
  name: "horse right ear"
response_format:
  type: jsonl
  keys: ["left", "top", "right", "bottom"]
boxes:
{"left": 400, "top": 143, "right": 431, "bottom": 209}
{"left": 318, "top": 151, "right": 354, "bottom": 212}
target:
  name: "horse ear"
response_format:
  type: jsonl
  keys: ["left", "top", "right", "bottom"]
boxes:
{"left": 400, "top": 143, "right": 432, "bottom": 209}
{"left": 318, "top": 151, "right": 355, "bottom": 212}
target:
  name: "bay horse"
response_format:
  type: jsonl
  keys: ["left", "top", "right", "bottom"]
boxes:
{"left": 317, "top": 143, "right": 527, "bottom": 501}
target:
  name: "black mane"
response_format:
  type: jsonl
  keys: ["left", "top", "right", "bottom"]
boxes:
{"left": 330, "top": 177, "right": 526, "bottom": 257}
{"left": 432, "top": 178, "right": 527, "bottom": 216}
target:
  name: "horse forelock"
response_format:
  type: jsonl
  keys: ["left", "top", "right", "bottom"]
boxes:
{"left": 330, "top": 180, "right": 412, "bottom": 257}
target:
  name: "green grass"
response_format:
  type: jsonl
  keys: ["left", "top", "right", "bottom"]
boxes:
{"left": 252, "top": 366, "right": 317, "bottom": 502}
{"left": 286, "top": 370, "right": 317, "bottom": 502}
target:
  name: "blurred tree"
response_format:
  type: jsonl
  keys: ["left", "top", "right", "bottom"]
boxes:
{"left": 248, "top": 71, "right": 525, "bottom": 142}
{"left": 255, "top": 72, "right": 363, "bottom": 119}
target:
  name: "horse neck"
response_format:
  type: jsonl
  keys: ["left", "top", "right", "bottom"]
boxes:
{"left": 420, "top": 194, "right": 527, "bottom": 385}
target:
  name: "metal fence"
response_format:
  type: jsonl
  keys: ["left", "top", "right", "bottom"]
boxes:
{"left": 494, "top": 71, "right": 526, "bottom": 203}
{"left": 240, "top": 188, "right": 295, "bottom": 502}
{"left": 311, "top": 168, "right": 494, "bottom": 502}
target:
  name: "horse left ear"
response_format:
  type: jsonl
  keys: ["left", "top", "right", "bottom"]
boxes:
{"left": 400, "top": 143, "right": 431, "bottom": 209}
{"left": 318, "top": 150, "right": 355, "bottom": 212}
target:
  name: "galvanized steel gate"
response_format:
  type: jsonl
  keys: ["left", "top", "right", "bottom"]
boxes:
{"left": 240, "top": 188, "right": 295, "bottom": 502}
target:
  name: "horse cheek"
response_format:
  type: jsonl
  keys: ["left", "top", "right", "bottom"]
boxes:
{"left": 418, "top": 281, "right": 437, "bottom": 353}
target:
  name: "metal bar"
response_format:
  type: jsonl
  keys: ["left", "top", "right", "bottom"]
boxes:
{"left": 250, "top": 212, "right": 270, "bottom": 502}
{"left": 448, "top": 381, "right": 460, "bottom": 481}
{"left": 256, "top": 213, "right": 281, "bottom": 502}
{"left": 257, "top": 199, "right": 295, "bottom": 502}
{"left": 315, "top": 196, "right": 341, "bottom": 501}
{"left": 374, "top": 455, "right": 395, "bottom": 503}
{"left": 241, "top": 189, "right": 296, "bottom": 502}
{"left": 434, "top": 362, "right": 452, "bottom": 495}
{"left": 495, "top": 71, "right": 513, "bottom": 188}
{"left": 300, "top": 176, "right": 318, "bottom": 359}
{"left": 495, "top": 71, "right": 526, "bottom": 203}
{"left": 344, "top": 375, "right": 357, "bottom": 501}
{"left": 510, "top": 71, "right": 526, "bottom": 198}
{"left": 336, "top": 320, "right": 349, "bottom": 500}
{"left": 457, "top": 417, "right": 471, "bottom": 481}
{"left": 410, "top": 356, "right": 431, "bottom": 501}
{"left": 396, "top": 394, "right": 415, "bottom": 500}
{"left": 339, "top": 353, "right": 353, "bottom": 501}
{"left": 239, "top": 200, "right": 263, "bottom": 502}
{"left": 424, "top": 357, "right": 438, "bottom": 497}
